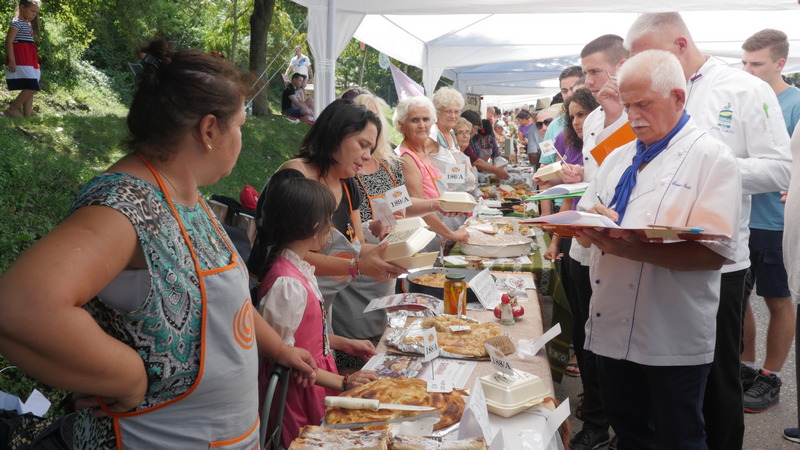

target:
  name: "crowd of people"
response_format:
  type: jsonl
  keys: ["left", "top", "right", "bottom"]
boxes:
{"left": 1, "top": 9, "right": 800, "bottom": 450}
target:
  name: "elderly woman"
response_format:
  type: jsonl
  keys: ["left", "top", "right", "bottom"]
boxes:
{"left": 426, "top": 86, "right": 478, "bottom": 195}
{"left": 0, "top": 40, "right": 316, "bottom": 448}
{"left": 396, "top": 96, "right": 469, "bottom": 247}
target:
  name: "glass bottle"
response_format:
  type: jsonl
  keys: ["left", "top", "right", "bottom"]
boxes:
{"left": 443, "top": 273, "right": 467, "bottom": 316}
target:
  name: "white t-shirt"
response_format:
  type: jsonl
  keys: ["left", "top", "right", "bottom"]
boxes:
{"left": 783, "top": 121, "right": 800, "bottom": 302}
{"left": 288, "top": 54, "right": 312, "bottom": 78}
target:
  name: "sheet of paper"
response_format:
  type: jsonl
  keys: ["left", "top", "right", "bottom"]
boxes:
{"left": 530, "top": 324, "right": 562, "bottom": 356}
{"left": 457, "top": 377, "right": 493, "bottom": 443}
{"left": 469, "top": 269, "right": 502, "bottom": 310}
{"left": 418, "top": 359, "right": 477, "bottom": 389}
{"left": 372, "top": 197, "right": 398, "bottom": 228}
{"left": 362, "top": 353, "right": 428, "bottom": 379}
{"left": 444, "top": 163, "right": 467, "bottom": 185}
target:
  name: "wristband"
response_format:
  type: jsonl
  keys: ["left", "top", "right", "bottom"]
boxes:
{"left": 342, "top": 374, "right": 349, "bottom": 391}
{"left": 348, "top": 257, "right": 357, "bottom": 278}
{"left": 355, "top": 258, "right": 361, "bottom": 276}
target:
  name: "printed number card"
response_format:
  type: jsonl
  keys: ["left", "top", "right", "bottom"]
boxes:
{"left": 444, "top": 163, "right": 466, "bottom": 185}
{"left": 485, "top": 342, "right": 515, "bottom": 378}
{"left": 422, "top": 327, "right": 440, "bottom": 362}
{"left": 538, "top": 139, "right": 557, "bottom": 159}
{"left": 385, "top": 185, "right": 412, "bottom": 213}
{"left": 468, "top": 269, "right": 502, "bottom": 310}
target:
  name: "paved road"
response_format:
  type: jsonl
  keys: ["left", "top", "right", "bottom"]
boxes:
{"left": 552, "top": 292, "right": 799, "bottom": 449}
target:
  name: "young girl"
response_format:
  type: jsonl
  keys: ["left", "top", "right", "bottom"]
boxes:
{"left": 4, "top": 0, "right": 40, "bottom": 118}
{"left": 253, "top": 176, "right": 377, "bottom": 447}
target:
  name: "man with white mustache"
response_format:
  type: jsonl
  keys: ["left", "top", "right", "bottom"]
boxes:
{"left": 625, "top": 13, "right": 792, "bottom": 450}
{"left": 576, "top": 49, "right": 741, "bottom": 450}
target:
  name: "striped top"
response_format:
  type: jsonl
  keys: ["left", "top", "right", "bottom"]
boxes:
{"left": 10, "top": 17, "right": 34, "bottom": 44}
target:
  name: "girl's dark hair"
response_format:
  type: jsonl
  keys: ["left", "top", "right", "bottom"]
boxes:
{"left": 126, "top": 39, "right": 250, "bottom": 159}
{"left": 295, "top": 98, "right": 381, "bottom": 178}
{"left": 564, "top": 87, "right": 599, "bottom": 151}
{"left": 252, "top": 177, "right": 336, "bottom": 279}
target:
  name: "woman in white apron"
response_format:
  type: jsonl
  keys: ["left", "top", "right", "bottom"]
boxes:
{"left": 0, "top": 40, "right": 317, "bottom": 449}
{"left": 248, "top": 99, "right": 407, "bottom": 369}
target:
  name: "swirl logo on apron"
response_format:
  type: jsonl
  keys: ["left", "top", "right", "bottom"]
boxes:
{"left": 233, "top": 299, "right": 255, "bottom": 349}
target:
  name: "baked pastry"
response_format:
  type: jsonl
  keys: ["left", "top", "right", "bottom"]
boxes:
{"left": 324, "top": 378, "right": 466, "bottom": 431}
{"left": 288, "top": 425, "right": 389, "bottom": 449}
{"left": 402, "top": 316, "right": 503, "bottom": 358}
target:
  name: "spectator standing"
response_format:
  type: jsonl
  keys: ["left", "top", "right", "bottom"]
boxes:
{"left": 626, "top": 13, "right": 792, "bottom": 450}
{"left": 4, "top": 0, "right": 40, "bottom": 118}
{"left": 739, "top": 28, "right": 800, "bottom": 413}
{"left": 544, "top": 66, "right": 584, "bottom": 142}
{"left": 285, "top": 45, "right": 313, "bottom": 83}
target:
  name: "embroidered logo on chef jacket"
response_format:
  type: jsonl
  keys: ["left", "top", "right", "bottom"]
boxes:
{"left": 717, "top": 103, "right": 733, "bottom": 129}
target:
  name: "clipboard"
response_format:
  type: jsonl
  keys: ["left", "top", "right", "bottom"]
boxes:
{"left": 589, "top": 122, "right": 637, "bottom": 166}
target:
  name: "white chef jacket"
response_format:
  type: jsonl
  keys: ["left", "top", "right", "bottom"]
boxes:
{"left": 578, "top": 120, "right": 741, "bottom": 366}
{"left": 684, "top": 56, "right": 792, "bottom": 273}
{"left": 569, "top": 106, "right": 628, "bottom": 265}
{"left": 783, "top": 122, "right": 800, "bottom": 303}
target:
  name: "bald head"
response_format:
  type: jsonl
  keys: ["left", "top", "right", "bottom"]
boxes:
{"left": 624, "top": 12, "right": 705, "bottom": 80}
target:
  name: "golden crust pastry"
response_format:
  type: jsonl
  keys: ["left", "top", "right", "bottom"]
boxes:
{"left": 288, "top": 425, "right": 389, "bottom": 449}
{"left": 402, "top": 317, "right": 503, "bottom": 358}
{"left": 324, "top": 378, "right": 466, "bottom": 431}
{"left": 412, "top": 273, "right": 447, "bottom": 288}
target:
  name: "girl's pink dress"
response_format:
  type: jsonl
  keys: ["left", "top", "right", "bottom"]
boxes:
{"left": 257, "top": 256, "right": 339, "bottom": 448}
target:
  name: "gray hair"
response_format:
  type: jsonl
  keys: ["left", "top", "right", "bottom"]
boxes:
{"left": 624, "top": 12, "right": 693, "bottom": 51}
{"left": 432, "top": 86, "right": 465, "bottom": 111}
{"left": 353, "top": 93, "right": 399, "bottom": 165}
{"left": 617, "top": 49, "right": 685, "bottom": 98}
{"left": 393, "top": 96, "right": 437, "bottom": 130}
{"left": 537, "top": 107, "right": 561, "bottom": 119}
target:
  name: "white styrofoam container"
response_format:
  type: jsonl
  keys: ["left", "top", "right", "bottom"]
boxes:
{"left": 480, "top": 370, "right": 550, "bottom": 418}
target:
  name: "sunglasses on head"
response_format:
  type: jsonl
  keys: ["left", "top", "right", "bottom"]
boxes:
{"left": 536, "top": 118, "right": 554, "bottom": 129}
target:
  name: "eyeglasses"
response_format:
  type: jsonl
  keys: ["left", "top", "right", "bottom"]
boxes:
{"left": 438, "top": 108, "right": 462, "bottom": 117}
{"left": 535, "top": 118, "right": 554, "bottom": 129}
{"left": 455, "top": 130, "right": 471, "bottom": 136}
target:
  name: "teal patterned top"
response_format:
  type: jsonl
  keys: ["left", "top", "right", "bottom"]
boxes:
{"left": 70, "top": 172, "right": 232, "bottom": 448}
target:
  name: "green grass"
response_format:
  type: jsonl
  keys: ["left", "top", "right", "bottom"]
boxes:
{"left": 0, "top": 86, "right": 310, "bottom": 416}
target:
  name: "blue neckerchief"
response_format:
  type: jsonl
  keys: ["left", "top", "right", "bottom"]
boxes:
{"left": 608, "top": 111, "right": 691, "bottom": 224}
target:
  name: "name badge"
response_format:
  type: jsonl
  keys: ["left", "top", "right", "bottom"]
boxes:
{"left": 385, "top": 185, "right": 412, "bottom": 213}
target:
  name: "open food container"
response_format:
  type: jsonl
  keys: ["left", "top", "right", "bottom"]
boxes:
{"left": 533, "top": 161, "right": 562, "bottom": 182}
{"left": 381, "top": 218, "right": 439, "bottom": 270}
{"left": 480, "top": 370, "right": 550, "bottom": 418}
{"left": 437, "top": 192, "right": 478, "bottom": 212}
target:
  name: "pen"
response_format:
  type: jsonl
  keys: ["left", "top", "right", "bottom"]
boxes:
{"left": 647, "top": 224, "right": 704, "bottom": 234}
{"left": 596, "top": 193, "right": 615, "bottom": 211}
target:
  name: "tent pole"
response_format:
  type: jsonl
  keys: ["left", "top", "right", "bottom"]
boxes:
{"left": 324, "top": 0, "right": 337, "bottom": 111}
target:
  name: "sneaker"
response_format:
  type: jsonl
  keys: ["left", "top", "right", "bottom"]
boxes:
{"left": 570, "top": 428, "right": 610, "bottom": 450}
{"left": 784, "top": 428, "right": 800, "bottom": 444}
{"left": 740, "top": 364, "right": 759, "bottom": 391}
{"left": 608, "top": 435, "right": 619, "bottom": 449}
{"left": 743, "top": 369, "right": 781, "bottom": 413}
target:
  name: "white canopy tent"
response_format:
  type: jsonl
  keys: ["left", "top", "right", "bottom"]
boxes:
{"left": 292, "top": 1, "right": 800, "bottom": 112}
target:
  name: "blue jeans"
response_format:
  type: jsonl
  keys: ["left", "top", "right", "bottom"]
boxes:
{"left": 597, "top": 356, "right": 711, "bottom": 450}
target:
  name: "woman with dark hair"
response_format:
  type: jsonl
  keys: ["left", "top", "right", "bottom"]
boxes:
{"left": 248, "top": 99, "right": 405, "bottom": 368}
{"left": 0, "top": 39, "right": 317, "bottom": 448}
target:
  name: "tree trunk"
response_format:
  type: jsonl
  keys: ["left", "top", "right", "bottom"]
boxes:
{"left": 231, "top": 0, "right": 238, "bottom": 62}
{"left": 249, "top": 0, "right": 276, "bottom": 116}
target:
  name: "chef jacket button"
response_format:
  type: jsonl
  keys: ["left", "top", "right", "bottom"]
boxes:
{"left": 595, "top": 279, "right": 600, "bottom": 284}
{"left": 596, "top": 313, "right": 601, "bottom": 317}
{"left": 627, "top": 283, "right": 635, "bottom": 289}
